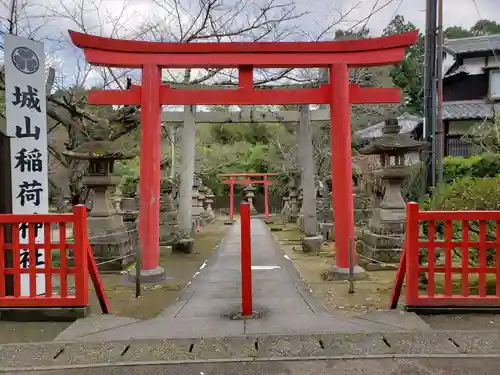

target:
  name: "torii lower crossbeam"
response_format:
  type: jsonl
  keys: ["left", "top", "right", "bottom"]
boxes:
{"left": 70, "top": 30, "right": 418, "bottom": 279}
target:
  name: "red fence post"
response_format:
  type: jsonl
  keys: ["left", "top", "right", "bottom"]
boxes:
{"left": 405, "top": 202, "right": 420, "bottom": 307}
{"left": 73, "top": 205, "right": 89, "bottom": 307}
{"left": 240, "top": 202, "right": 252, "bottom": 316}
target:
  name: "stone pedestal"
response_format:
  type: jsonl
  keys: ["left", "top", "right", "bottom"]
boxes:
{"left": 301, "top": 235, "right": 323, "bottom": 253}
{"left": 63, "top": 142, "right": 136, "bottom": 271}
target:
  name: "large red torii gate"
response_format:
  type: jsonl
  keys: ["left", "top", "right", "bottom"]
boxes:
{"left": 70, "top": 30, "right": 418, "bottom": 278}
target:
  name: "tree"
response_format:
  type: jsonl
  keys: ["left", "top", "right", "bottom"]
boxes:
{"left": 444, "top": 26, "right": 473, "bottom": 39}
{"left": 470, "top": 20, "right": 500, "bottom": 36}
{"left": 383, "top": 15, "right": 424, "bottom": 114}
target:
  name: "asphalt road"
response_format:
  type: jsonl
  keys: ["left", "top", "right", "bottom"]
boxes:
{"left": 5, "top": 358, "right": 500, "bottom": 375}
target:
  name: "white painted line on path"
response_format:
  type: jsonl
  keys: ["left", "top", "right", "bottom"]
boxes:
{"left": 283, "top": 255, "right": 291, "bottom": 260}
{"left": 251, "top": 265, "right": 281, "bottom": 270}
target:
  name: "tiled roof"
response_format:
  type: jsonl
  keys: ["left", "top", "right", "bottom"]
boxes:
{"left": 354, "top": 114, "right": 422, "bottom": 139}
{"left": 444, "top": 34, "right": 500, "bottom": 55}
{"left": 442, "top": 100, "right": 500, "bottom": 120}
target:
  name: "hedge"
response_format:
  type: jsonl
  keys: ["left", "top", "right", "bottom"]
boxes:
{"left": 443, "top": 153, "right": 500, "bottom": 182}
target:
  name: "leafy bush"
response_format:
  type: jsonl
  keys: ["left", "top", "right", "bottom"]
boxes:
{"left": 443, "top": 153, "right": 500, "bottom": 182}
{"left": 423, "top": 176, "right": 500, "bottom": 265}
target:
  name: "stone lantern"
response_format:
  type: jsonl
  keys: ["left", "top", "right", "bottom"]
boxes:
{"left": 243, "top": 184, "right": 257, "bottom": 214}
{"left": 204, "top": 188, "right": 216, "bottom": 222}
{"left": 357, "top": 117, "right": 425, "bottom": 269}
{"left": 191, "top": 176, "right": 202, "bottom": 232}
{"left": 159, "top": 177, "right": 179, "bottom": 246}
{"left": 63, "top": 141, "right": 136, "bottom": 270}
{"left": 297, "top": 187, "right": 304, "bottom": 229}
{"left": 287, "top": 181, "right": 300, "bottom": 222}
{"left": 197, "top": 183, "right": 209, "bottom": 225}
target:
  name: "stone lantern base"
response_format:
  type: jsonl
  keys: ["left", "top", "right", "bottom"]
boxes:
{"left": 88, "top": 215, "right": 136, "bottom": 271}
{"left": 356, "top": 206, "right": 406, "bottom": 271}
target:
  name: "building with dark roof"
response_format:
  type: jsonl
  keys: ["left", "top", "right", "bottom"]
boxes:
{"left": 441, "top": 34, "right": 500, "bottom": 157}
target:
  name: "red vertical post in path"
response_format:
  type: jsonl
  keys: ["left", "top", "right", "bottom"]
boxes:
{"left": 229, "top": 176, "right": 234, "bottom": 222}
{"left": 240, "top": 202, "right": 253, "bottom": 316}
{"left": 263, "top": 175, "right": 269, "bottom": 222}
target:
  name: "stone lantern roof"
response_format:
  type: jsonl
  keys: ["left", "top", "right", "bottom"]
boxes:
{"left": 358, "top": 118, "right": 424, "bottom": 155}
{"left": 62, "top": 141, "right": 136, "bottom": 160}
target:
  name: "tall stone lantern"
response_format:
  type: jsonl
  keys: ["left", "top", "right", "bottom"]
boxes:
{"left": 63, "top": 141, "right": 136, "bottom": 270}
{"left": 243, "top": 184, "right": 257, "bottom": 214}
{"left": 357, "top": 117, "right": 425, "bottom": 269}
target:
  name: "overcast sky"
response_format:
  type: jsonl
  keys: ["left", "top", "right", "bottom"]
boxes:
{"left": 0, "top": 0, "right": 498, "bottom": 89}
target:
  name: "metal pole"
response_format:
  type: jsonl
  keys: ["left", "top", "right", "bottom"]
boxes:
{"left": 135, "top": 242, "right": 141, "bottom": 298}
{"left": 424, "top": 0, "right": 438, "bottom": 189}
{"left": 348, "top": 238, "right": 354, "bottom": 294}
{"left": 436, "top": 0, "right": 445, "bottom": 184}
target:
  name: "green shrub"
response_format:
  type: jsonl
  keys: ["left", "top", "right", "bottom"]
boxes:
{"left": 423, "top": 176, "right": 500, "bottom": 265}
{"left": 443, "top": 153, "right": 500, "bottom": 182}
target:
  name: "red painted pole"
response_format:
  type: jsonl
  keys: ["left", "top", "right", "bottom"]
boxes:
{"left": 240, "top": 202, "right": 253, "bottom": 316}
{"left": 264, "top": 175, "right": 269, "bottom": 221}
{"left": 138, "top": 65, "right": 162, "bottom": 271}
{"left": 329, "top": 64, "right": 356, "bottom": 270}
{"left": 229, "top": 177, "right": 234, "bottom": 221}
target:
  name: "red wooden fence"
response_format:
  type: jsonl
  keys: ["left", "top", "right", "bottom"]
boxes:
{"left": 0, "top": 206, "right": 108, "bottom": 313}
{"left": 391, "top": 202, "right": 500, "bottom": 311}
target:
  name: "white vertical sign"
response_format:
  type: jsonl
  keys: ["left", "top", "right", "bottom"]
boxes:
{"left": 4, "top": 34, "right": 48, "bottom": 296}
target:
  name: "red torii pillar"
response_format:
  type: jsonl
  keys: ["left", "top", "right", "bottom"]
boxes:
{"left": 69, "top": 30, "right": 418, "bottom": 279}
{"left": 220, "top": 173, "right": 279, "bottom": 222}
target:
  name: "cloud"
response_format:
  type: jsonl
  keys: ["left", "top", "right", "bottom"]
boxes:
{"left": 2, "top": 0, "right": 498, "bottom": 89}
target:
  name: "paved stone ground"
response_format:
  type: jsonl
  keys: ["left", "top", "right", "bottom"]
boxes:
{"left": 2, "top": 220, "right": 500, "bottom": 371}
{"left": 54, "top": 219, "right": 421, "bottom": 341}
{"left": 4, "top": 357, "right": 500, "bottom": 374}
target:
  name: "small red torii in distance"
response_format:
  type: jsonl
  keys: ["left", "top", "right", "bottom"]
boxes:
{"left": 220, "top": 172, "right": 279, "bottom": 222}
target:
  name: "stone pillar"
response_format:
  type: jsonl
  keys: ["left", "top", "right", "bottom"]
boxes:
{"left": 298, "top": 105, "right": 323, "bottom": 252}
{"left": 175, "top": 105, "right": 196, "bottom": 253}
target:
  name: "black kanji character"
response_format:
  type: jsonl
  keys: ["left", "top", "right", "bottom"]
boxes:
{"left": 12, "top": 85, "right": 41, "bottom": 112}
{"left": 15, "top": 116, "right": 40, "bottom": 140}
{"left": 19, "top": 222, "right": 43, "bottom": 240}
{"left": 16, "top": 180, "right": 43, "bottom": 207}
{"left": 14, "top": 148, "right": 43, "bottom": 172}
{"left": 20, "top": 249, "right": 44, "bottom": 269}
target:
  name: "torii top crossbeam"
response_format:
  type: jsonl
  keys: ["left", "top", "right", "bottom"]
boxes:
{"left": 69, "top": 30, "right": 418, "bottom": 106}
{"left": 70, "top": 31, "right": 417, "bottom": 68}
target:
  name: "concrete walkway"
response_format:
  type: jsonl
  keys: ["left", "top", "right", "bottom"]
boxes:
{"left": 55, "top": 219, "right": 425, "bottom": 341}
